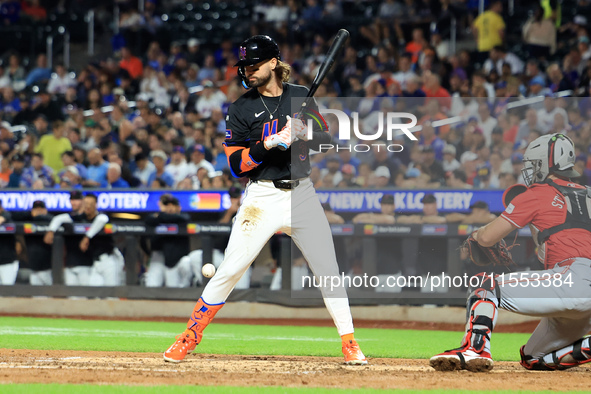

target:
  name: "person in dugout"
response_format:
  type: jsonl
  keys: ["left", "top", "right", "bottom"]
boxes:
{"left": 144, "top": 194, "right": 193, "bottom": 287}
{"left": 0, "top": 200, "right": 19, "bottom": 285}
{"left": 11, "top": 200, "right": 53, "bottom": 285}
{"left": 45, "top": 191, "right": 94, "bottom": 286}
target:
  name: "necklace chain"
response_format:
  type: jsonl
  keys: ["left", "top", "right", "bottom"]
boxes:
{"left": 258, "top": 89, "right": 283, "bottom": 119}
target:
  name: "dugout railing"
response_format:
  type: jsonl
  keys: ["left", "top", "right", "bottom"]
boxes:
{"left": 0, "top": 222, "right": 537, "bottom": 306}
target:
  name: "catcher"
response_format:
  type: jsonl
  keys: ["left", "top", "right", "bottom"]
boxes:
{"left": 431, "top": 133, "right": 591, "bottom": 372}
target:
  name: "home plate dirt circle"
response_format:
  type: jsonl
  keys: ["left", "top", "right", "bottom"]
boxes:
{"left": 0, "top": 349, "right": 589, "bottom": 391}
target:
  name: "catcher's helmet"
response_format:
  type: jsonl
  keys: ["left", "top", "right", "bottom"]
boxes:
{"left": 522, "top": 133, "right": 579, "bottom": 186}
{"left": 235, "top": 35, "right": 280, "bottom": 88}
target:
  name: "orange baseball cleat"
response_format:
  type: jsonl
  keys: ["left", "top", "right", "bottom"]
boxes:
{"left": 342, "top": 339, "right": 368, "bottom": 365}
{"left": 163, "top": 297, "right": 224, "bottom": 363}
{"left": 163, "top": 329, "right": 198, "bottom": 363}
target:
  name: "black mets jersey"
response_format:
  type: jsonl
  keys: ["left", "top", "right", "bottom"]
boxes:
{"left": 224, "top": 83, "right": 331, "bottom": 181}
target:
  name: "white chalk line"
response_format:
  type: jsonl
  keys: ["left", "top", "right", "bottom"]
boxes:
{"left": 0, "top": 326, "right": 378, "bottom": 342}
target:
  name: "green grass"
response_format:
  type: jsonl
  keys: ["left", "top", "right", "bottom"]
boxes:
{"left": 0, "top": 385, "right": 572, "bottom": 394}
{"left": 0, "top": 316, "right": 528, "bottom": 361}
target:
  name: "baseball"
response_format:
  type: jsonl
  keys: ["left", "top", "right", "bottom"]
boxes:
{"left": 202, "top": 263, "right": 216, "bottom": 278}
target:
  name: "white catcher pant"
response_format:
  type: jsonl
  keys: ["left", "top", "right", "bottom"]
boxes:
{"left": 202, "top": 178, "right": 355, "bottom": 335}
{"left": 0, "top": 260, "right": 19, "bottom": 285}
{"left": 88, "top": 249, "right": 125, "bottom": 287}
{"left": 498, "top": 258, "right": 591, "bottom": 358}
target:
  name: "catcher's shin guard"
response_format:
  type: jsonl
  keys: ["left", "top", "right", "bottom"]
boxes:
{"left": 520, "top": 336, "right": 591, "bottom": 371}
{"left": 430, "top": 278, "right": 499, "bottom": 372}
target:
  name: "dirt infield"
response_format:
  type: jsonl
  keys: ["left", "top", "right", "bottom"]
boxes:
{"left": 1, "top": 349, "right": 590, "bottom": 391}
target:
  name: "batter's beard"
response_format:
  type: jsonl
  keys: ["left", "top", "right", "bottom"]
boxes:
{"left": 250, "top": 70, "right": 272, "bottom": 89}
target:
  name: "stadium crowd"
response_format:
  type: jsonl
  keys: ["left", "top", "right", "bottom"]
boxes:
{"left": 0, "top": 0, "right": 591, "bottom": 194}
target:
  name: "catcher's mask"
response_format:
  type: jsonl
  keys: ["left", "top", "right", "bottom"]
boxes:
{"left": 235, "top": 35, "right": 281, "bottom": 89}
{"left": 521, "top": 133, "right": 579, "bottom": 186}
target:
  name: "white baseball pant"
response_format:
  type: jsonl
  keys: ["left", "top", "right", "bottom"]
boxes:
{"left": 64, "top": 266, "right": 92, "bottom": 286}
{"left": 188, "top": 249, "right": 252, "bottom": 288}
{"left": 88, "top": 249, "right": 125, "bottom": 287}
{"left": 0, "top": 260, "right": 19, "bottom": 285}
{"left": 29, "top": 269, "right": 52, "bottom": 285}
{"left": 145, "top": 254, "right": 193, "bottom": 288}
{"left": 201, "top": 178, "right": 354, "bottom": 336}
{"left": 498, "top": 258, "right": 591, "bottom": 358}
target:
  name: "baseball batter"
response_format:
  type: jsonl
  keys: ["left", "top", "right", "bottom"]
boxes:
{"left": 164, "top": 35, "right": 367, "bottom": 365}
{"left": 431, "top": 133, "right": 591, "bottom": 372}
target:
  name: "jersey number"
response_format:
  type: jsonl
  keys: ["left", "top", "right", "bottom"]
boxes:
{"left": 261, "top": 119, "right": 279, "bottom": 141}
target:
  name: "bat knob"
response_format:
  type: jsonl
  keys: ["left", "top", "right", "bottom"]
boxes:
{"left": 278, "top": 143, "right": 288, "bottom": 151}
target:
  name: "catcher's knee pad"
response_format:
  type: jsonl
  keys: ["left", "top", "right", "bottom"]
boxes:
{"left": 520, "top": 337, "right": 591, "bottom": 371}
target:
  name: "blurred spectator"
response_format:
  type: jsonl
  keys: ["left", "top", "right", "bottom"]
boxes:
{"left": 7, "top": 154, "right": 25, "bottom": 187}
{"left": 0, "top": 65, "right": 10, "bottom": 89}
{"left": 460, "top": 151, "right": 478, "bottom": 185}
{"left": 547, "top": 64, "right": 574, "bottom": 93}
{"left": 11, "top": 201, "right": 53, "bottom": 285}
{"left": 32, "top": 89, "right": 64, "bottom": 122}
{"left": 186, "top": 38, "right": 204, "bottom": 67}
{"left": 7, "top": 53, "right": 25, "bottom": 83}
{"left": 165, "top": 146, "right": 190, "bottom": 187}
{"left": 120, "top": 47, "right": 144, "bottom": 80}
{"left": 446, "top": 201, "right": 497, "bottom": 224}
{"left": 25, "top": 54, "right": 51, "bottom": 87}
{"left": 420, "top": 146, "right": 446, "bottom": 185}
{"left": 370, "top": 141, "right": 402, "bottom": 182}
{"left": 419, "top": 122, "right": 445, "bottom": 160}
{"left": 337, "top": 164, "right": 358, "bottom": 188}
{"left": 442, "top": 144, "right": 460, "bottom": 173}
{"left": 423, "top": 72, "right": 451, "bottom": 111}
{"left": 0, "top": 157, "right": 11, "bottom": 187}
{"left": 373, "top": 166, "right": 391, "bottom": 188}
{"left": 523, "top": 5, "right": 556, "bottom": 58}
{"left": 20, "top": 153, "right": 54, "bottom": 188}
{"left": 393, "top": 53, "right": 417, "bottom": 91}
{"left": 353, "top": 194, "right": 396, "bottom": 224}
{"left": 187, "top": 144, "right": 215, "bottom": 179}
{"left": 35, "top": 121, "right": 72, "bottom": 173}
{"left": 132, "top": 153, "right": 155, "bottom": 187}
{"left": 537, "top": 96, "right": 568, "bottom": 133}
{"left": 483, "top": 46, "right": 524, "bottom": 76}
{"left": 320, "top": 156, "right": 343, "bottom": 187}
{"left": 102, "top": 162, "right": 130, "bottom": 188}
{"left": 196, "top": 81, "right": 227, "bottom": 119}
{"left": 0, "top": 200, "right": 18, "bottom": 285}
{"left": 58, "top": 165, "right": 82, "bottom": 189}
{"left": 197, "top": 55, "right": 217, "bottom": 83}
{"left": 84, "top": 148, "right": 109, "bottom": 187}
{"left": 148, "top": 150, "right": 174, "bottom": 187}
{"left": 47, "top": 64, "right": 76, "bottom": 94}
{"left": 446, "top": 168, "right": 472, "bottom": 189}
{"left": 21, "top": 0, "right": 47, "bottom": 21}
{"left": 473, "top": 1, "right": 505, "bottom": 58}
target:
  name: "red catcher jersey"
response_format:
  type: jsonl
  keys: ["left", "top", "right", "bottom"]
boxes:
{"left": 501, "top": 178, "right": 591, "bottom": 268}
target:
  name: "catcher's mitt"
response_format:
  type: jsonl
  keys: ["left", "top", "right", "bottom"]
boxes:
{"left": 462, "top": 231, "right": 515, "bottom": 267}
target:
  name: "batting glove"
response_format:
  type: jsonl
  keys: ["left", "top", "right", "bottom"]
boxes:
{"left": 286, "top": 115, "right": 309, "bottom": 141}
{"left": 264, "top": 129, "right": 292, "bottom": 150}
